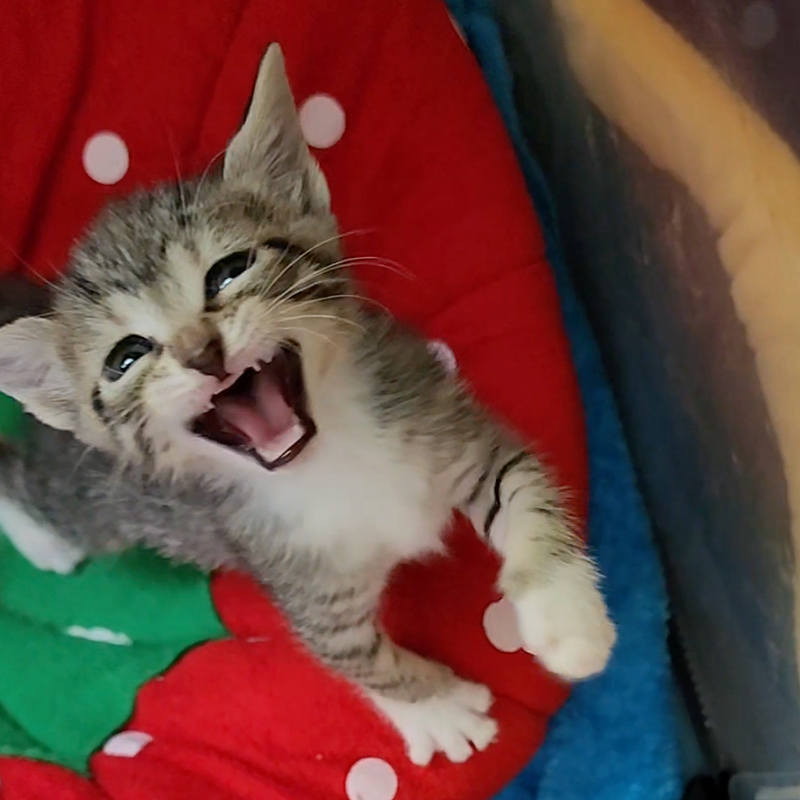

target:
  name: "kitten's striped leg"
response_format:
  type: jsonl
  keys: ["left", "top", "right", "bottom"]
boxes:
{"left": 275, "top": 573, "right": 498, "bottom": 766}
{"left": 459, "top": 441, "right": 616, "bottom": 680}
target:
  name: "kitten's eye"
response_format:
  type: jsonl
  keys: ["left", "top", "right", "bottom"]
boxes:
{"left": 103, "top": 335, "right": 154, "bottom": 382}
{"left": 205, "top": 250, "right": 256, "bottom": 300}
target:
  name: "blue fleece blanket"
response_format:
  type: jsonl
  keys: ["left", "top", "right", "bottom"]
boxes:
{"left": 443, "top": 2, "right": 682, "bottom": 799}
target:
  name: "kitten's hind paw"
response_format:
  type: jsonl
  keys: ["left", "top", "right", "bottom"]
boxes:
{"left": 512, "top": 561, "right": 616, "bottom": 681}
{"left": 369, "top": 680, "right": 498, "bottom": 766}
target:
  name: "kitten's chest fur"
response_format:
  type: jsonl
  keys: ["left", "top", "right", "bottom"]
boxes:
{"left": 237, "top": 388, "right": 452, "bottom": 571}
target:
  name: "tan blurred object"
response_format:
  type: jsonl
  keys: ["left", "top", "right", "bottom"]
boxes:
{"left": 551, "top": 0, "right": 800, "bottom": 673}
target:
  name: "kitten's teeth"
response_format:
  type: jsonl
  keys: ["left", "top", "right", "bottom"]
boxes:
{"left": 257, "top": 421, "right": 304, "bottom": 463}
{"left": 217, "top": 372, "right": 242, "bottom": 393}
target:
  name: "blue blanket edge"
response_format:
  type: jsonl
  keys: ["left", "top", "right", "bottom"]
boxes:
{"left": 442, "top": 2, "right": 683, "bottom": 799}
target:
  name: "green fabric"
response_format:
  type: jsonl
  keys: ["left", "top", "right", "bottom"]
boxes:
{"left": 0, "top": 395, "right": 228, "bottom": 772}
{"left": 0, "top": 394, "right": 26, "bottom": 442}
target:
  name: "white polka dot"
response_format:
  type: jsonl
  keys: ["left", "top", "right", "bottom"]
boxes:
{"left": 427, "top": 340, "right": 457, "bottom": 374}
{"left": 483, "top": 596, "right": 523, "bottom": 653}
{"left": 299, "top": 95, "right": 346, "bottom": 149}
{"left": 82, "top": 132, "right": 130, "bottom": 185}
{"left": 65, "top": 626, "right": 132, "bottom": 646}
{"left": 740, "top": 1, "right": 778, "bottom": 48}
{"left": 102, "top": 731, "right": 153, "bottom": 758}
{"left": 447, "top": 11, "right": 467, "bottom": 44}
{"left": 345, "top": 758, "right": 398, "bottom": 800}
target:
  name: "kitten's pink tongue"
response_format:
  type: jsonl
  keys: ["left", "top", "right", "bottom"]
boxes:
{"left": 214, "top": 371, "right": 296, "bottom": 449}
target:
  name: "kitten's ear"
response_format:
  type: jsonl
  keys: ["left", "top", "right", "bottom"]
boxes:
{"left": 223, "top": 44, "right": 330, "bottom": 213}
{"left": 0, "top": 317, "right": 78, "bottom": 431}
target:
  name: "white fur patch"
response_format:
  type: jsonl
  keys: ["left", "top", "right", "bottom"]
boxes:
{"left": 241, "top": 359, "right": 453, "bottom": 570}
{"left": 512, "top": 560, "right": 616, "bottom": 681}
{"left": 0, "top": 499, "right": 86, "bottom": 574}
{"left": 368, "top": 681, "right": 497, "bottom": 766}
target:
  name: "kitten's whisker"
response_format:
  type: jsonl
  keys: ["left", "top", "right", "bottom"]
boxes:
{"left": 67, "top": 442, "right": 100, "bottom": 483}
{"left": 206, "top": 199, "right": 261, "bottom": 215}
{"left": 310, "top": 293, "right": 394, "bottom": 316}
{"left": 276, "top": 312, "right": 365, "bottom": 334}
{"left": 195, "top": 147, "right": 228, "bottom": 196}
{"left": 327, "top": 255, "right": 414, "bottom": 281}
{"left": 165, "top": 128, "right": 188, "bottom": 222}
{"left": 267, "top": 271, "right": 394, "bottom": 319}
{"left": 260, "top": 264, "right": 347, "bottom": 309}
{"left": 259, "top": 230, "right": 353, "bottom": 298}
{"left": 259, "top": 228, "right": 383, "bottom": 296}
{"left": 282, "top": 325, "right": 340, "bottom": 353}
{"left": 276, "top": 237, "right": 403, "bottom": 279}
{"left": 294, "top": 256, "right": 406, "bottom": 287}
{"left": 334, "top": 228, "right": 377, "bottom": 242}
{"left": 0, "top": 240, "right": 34, "bottom": 276}
{"left": 0, "top": 244, "right": 61, "bottom": 293}
{"left": 261, "top": 252, "right": 405, "bottom": 310}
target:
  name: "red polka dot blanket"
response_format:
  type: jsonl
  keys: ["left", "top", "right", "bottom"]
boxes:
{"left": 0, "top": 0, "right": 588, "bottom": 798}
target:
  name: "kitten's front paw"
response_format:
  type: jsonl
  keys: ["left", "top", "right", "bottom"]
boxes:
{"left": 369, "top": 680, "right": 498, "bottom": 766}
{"left": 511, "top": 561, "right": 616, "bottom": 681}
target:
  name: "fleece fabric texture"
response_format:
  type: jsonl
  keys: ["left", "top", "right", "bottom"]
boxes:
{"left": 0, "top": 540, "right": 226, "bottom": 773}
{"left": 443, "top": 1, "right": 682, "bottom": 799}
{"left": 0, "top": 0, "right": 592, "bottom": 798}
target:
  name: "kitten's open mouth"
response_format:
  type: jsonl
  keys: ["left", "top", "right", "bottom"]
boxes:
{"left": 191, "top": 343, "right": 317, "bottom": 470}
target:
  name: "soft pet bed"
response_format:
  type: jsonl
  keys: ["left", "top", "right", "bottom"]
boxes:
{"left": 450, "top": 3, "right": 680, "bottom": 798}
{"left": 0, "top": 0, "right": 678, "bottom": 798}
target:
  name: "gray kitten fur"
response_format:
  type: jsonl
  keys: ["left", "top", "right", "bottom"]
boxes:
{"left": 0, "top": 46, "right": 615, "bottom": 765}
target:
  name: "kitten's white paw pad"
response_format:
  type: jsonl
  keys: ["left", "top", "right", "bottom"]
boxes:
{"left": 369, "top": 680, "right": 498, "bottom": 766}
{"left": 0, "top": 499, "right": 86, "bottom": 574}
{"left": 513, "top": 564, "right": 616, "bottom": 681}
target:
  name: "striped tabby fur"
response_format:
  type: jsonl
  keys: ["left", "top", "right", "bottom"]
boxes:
{"left": 0, "top": 46, "right": 614, "bottom": 765}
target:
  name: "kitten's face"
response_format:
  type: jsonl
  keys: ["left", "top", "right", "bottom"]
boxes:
{"left": 59, "top": 178, "right": 348, "bottom": 472}
{"left": 0, "top": 45, "right": 354, "bottom": 477}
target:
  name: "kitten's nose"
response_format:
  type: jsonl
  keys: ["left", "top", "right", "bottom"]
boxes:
{"left": 182, "top": 334, "right": 228, "bottom": 380}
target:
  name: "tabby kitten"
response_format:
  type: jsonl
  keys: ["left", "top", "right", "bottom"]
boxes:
{"left": 0, "top": 45, "right": 615, "bottom": 765}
